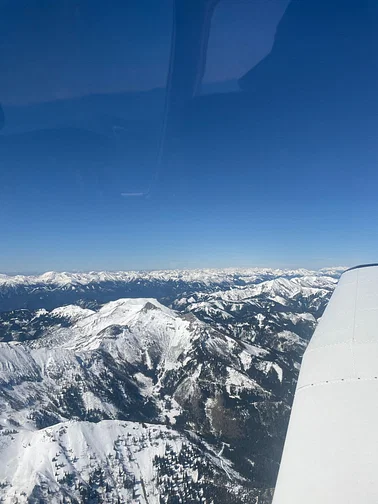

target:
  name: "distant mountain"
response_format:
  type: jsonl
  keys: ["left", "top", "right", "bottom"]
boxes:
{"left": 0, "top": 267, "right": 344, "bottom": 313}
{"left": 0, "top": 268, "right": 343, "bottom": 502}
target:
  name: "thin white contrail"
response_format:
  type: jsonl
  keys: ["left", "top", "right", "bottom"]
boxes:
{"left": 121, "top": 192, "right": 146, "bottom": 197}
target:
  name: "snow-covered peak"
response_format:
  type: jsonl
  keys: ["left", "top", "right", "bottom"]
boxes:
{"left": 25, "top": 298, "right": 202, "bottom": 380}
{"left": 71, "top": 298, "right": 178, "bottom": 344}
{"left": 207, "top": 275, "right": 335, "bottom": 304}
{"left": 97, "top": 297, "right": 175, "bottom": 319}
{"left": 49, "top": 304, "right": 95, "bottom": 320}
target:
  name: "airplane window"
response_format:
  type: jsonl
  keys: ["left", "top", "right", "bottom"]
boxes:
{"left": 0, "top": 1, "right": 377, "bottom": 502}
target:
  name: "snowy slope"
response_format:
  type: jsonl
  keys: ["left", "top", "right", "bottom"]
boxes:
{"left": 0, "top": 419, "right": 243, "bottom": 503}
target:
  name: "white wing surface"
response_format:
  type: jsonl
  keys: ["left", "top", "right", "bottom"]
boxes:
{"left": 273, "top": 264, "right": 378, "bottom": 504}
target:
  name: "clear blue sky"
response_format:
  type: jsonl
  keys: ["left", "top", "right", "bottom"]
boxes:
{"left": 1, "top": 0, "right": 378, "bottom": 273}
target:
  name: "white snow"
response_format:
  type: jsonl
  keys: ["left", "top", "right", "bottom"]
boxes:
{"left": 50, "top": 305, "right": 95, "bottom": 320}
{"left": 0, "top": 267, "right": 346, "bottom": 289}
{"left": 239, "top": 350, "right": 252, "bottom": 370}
{"left": 255, "top": 361, "right": 283, "bottom": 383}
{"left": 0, "top": 420, "right": 189, "bottom": 503}
{"left": 225, "top": 368, "right": 271, "bottom": 399}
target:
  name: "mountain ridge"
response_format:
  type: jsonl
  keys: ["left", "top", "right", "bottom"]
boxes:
{"left": 0, "top": 267, "right": 346, "bottom": 313}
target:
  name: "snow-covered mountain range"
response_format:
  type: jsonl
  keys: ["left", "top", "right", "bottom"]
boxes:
{"left": 0, "top": 267, "right": 344, "bottom": 312}
{"left": 0, "top": 268, "right": 344, "bottom": 503}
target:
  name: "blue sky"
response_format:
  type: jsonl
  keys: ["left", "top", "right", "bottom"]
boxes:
{"left": 1, "top": 0, "right": 378, "bottom": 273}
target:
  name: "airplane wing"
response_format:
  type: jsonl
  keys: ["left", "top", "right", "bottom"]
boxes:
{"left": 273, "top": 264, "right": 378, "bottom": 503}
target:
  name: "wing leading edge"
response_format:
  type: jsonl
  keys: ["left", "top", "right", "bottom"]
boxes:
{"left": 272, "top": 264, "right": 378, "bottom": 503}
